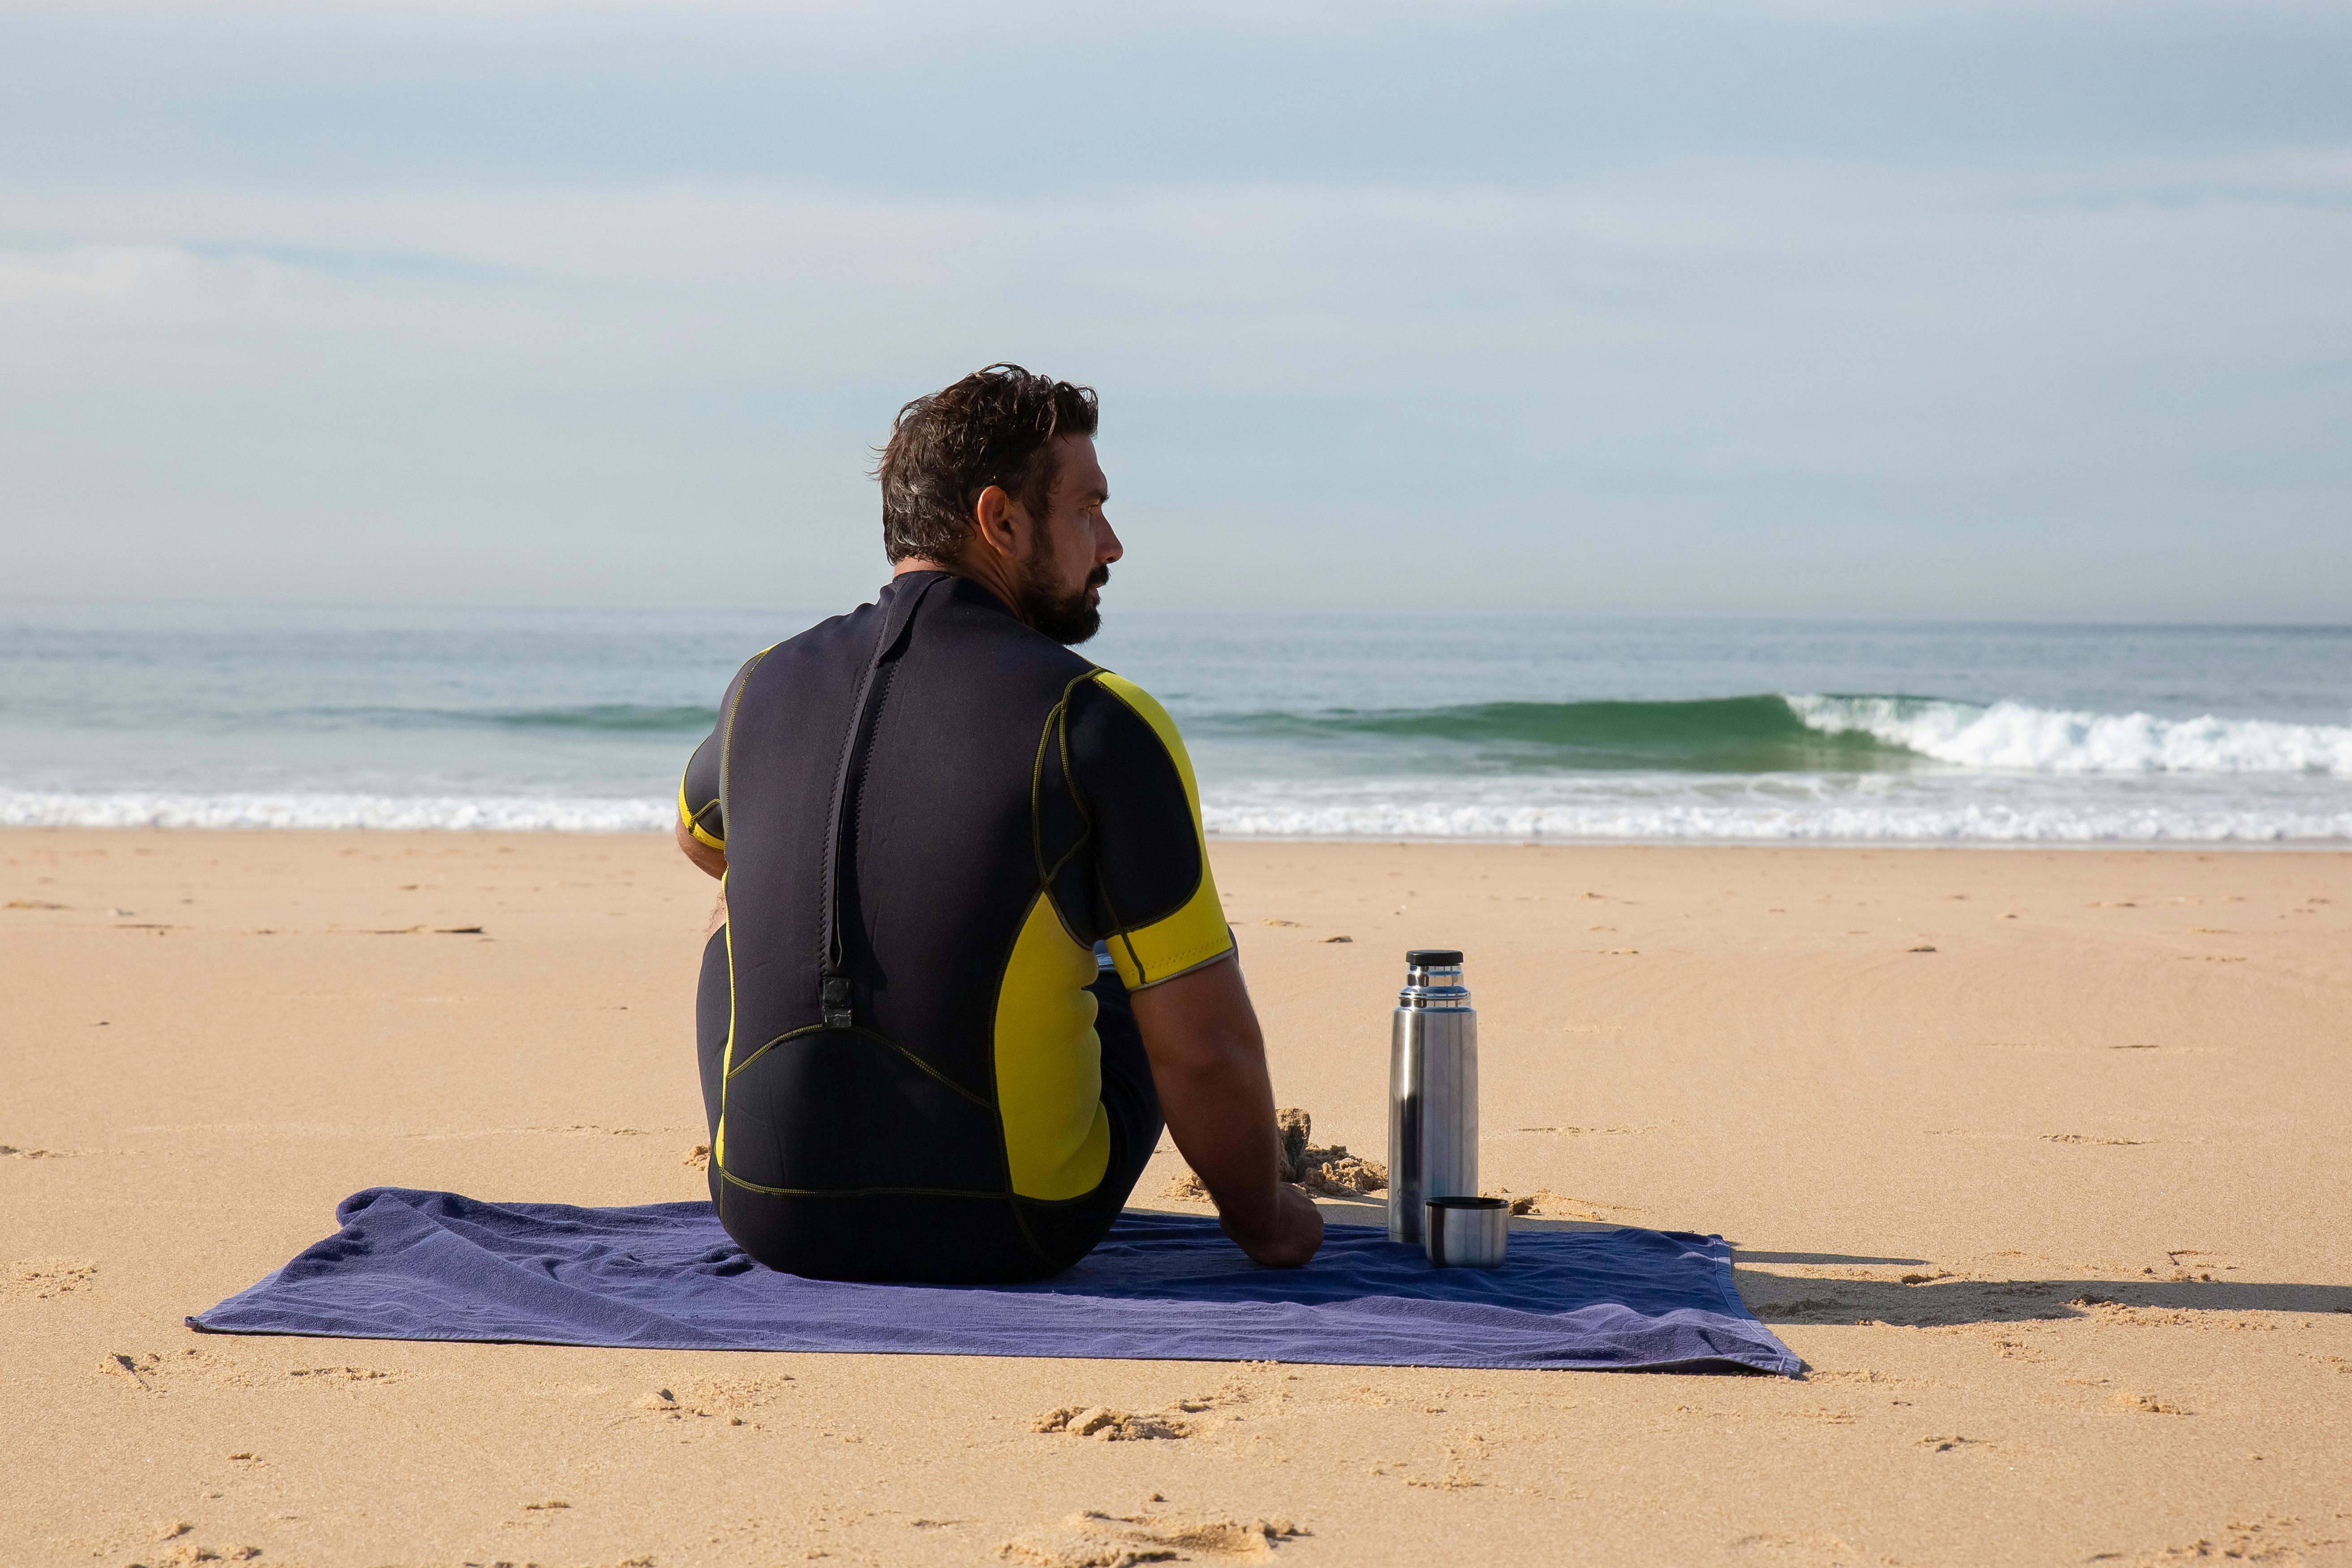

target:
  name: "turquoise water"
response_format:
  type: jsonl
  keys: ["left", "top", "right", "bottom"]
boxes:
{"left": 2, "top": 600, "right": 2348, "bottom": 842}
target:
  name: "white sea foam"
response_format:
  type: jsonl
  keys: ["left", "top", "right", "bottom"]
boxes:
{"left": 1787, "top": 695, "right": 2352, "bottom": 775}
{"left": 1201, "top": 797, "right": 2352, "bottom": 843}
{"left": 0, "top": 790, "right": 673, "bottom": 833}
{"left": 8, "top": 774, "right": 2348, "bottom": 844}
{"left": 1198, "top": 773, "right": 2352, "bottom": 843}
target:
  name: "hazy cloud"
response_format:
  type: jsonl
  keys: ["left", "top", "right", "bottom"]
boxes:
{"left": 1, "top": 0, "right": 2346, "bottom": 615}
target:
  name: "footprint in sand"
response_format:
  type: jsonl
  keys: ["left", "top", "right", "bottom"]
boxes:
{"left": 1728, "top": 1532, "right": 1864, "bottom": 1566}
{"left": 634, "top": 1376, "right": 792, "bottom": 1425}
{"left": 2089, "top": 1519, "right": 2330, "bottom": 1566}
{"left": 99, "top": 1348, "right": 239, "bottom": 1392}
{"left": 999, "top": 1511, "right": 1305, "bottom": 1565}
{"left": 131, "top": 1544, "right": 263, "bottom": 1567}
{"left": 286, "top": 1365, "right": 401, "bottom": 1385}
{"left": 1754, "top": 1295, "right": 1855, "bottom": 1319}
{"left": 5, "top": 1259, "right": 97, "bottom": 1300}
{"left": 1513, "top": 1125, "right": 1654, "bottom": 1137}
{"left": 2113, "top": 1391, "right": 2193, "bottom": 1415}
{"left": 1499, "top": 1190, "right": 1605, "bottom": 1220}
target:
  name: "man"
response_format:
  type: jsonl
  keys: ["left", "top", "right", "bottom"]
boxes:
{"left": 674, "top": 365, "right": 1322, "bottom": 1283}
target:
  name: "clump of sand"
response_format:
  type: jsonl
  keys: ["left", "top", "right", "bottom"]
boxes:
{"left": 1031, "top": 1405, "right": 1194, "bottom": 1441}
{"left": 1294, "top": 1151, "right": 1387, "bottom": 1199}
{"left": 1165, "top": 1109, "right": 1387, "bottom": 1202}
{"left": 1277, "top": 1108, "right": 1387, "bottom": 1197}
{"left": 1162, "top": 1168, "right": 1211, "bottom": 1200}
{"left": 1275, "top": 1107, "right": 1313, "bottom": 1177}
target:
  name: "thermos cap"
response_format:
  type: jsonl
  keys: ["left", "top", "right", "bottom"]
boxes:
{"left": 1425, "top": 1195, "right": 1508, "bottom": 1268}
{"left": 1399, "top": 947, "right": 1472, "bottom": 1007}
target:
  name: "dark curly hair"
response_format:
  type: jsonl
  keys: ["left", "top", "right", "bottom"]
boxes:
{"left": 875, "top": 364, "right": 1099, "bottom": 564}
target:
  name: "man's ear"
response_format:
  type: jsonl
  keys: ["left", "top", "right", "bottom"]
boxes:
{"left": 970, "top": 484, "right": 1025, "bottom": 565}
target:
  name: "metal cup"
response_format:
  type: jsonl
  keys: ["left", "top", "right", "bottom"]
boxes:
{"left": 1424, "top": 1195, "right": 1508, "bottom": 1268}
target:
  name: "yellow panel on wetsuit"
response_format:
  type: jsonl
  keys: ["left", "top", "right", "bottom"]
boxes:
{"left": 992, "top": 891, "right": 1114, "bottom": 1200}
{"left": 677, "top": 641, "right": 774, "bottom": 852}
{"left": 1087, "top": 671, "right": 1236, "bottom": 991}
{"left": 677, "top": 778, "right": 725, "bottom": 851}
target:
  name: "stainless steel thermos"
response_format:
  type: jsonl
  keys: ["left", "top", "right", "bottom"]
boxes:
{"left": 1388, "top": 948, "right": 1479, "bottom": 1245}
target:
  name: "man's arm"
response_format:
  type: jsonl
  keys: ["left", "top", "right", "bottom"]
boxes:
{"left": 677, "top": 651, "right": 767, "bottom": 883}
{"left": 1065, "top": 671, "right": 1314, "bottom": 1264}
{"left": 1128, "top": 954, "right": 1323, "bottom": 1268}
{"left": 676, "top": 680, "right": 734, "bottom": 881}
{"left": 675, "top": 816, "right": 726, "bottom": 880}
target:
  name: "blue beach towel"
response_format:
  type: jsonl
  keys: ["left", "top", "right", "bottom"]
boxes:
{"left": 189, "top": 1187, "right": 1798, "bottom": 1375}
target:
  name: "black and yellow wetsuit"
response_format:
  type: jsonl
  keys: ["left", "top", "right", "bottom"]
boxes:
{"left": 678, "top": 571, "right": 1233, "bottom": 1282}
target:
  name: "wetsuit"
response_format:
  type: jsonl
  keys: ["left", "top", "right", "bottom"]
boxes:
{"left": 678, "top": 571, "right": 1233, "bottom": 1282}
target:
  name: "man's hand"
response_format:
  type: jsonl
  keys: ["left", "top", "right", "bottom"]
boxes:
{"left": 1127, "top": 952, "right": 1324, "bottom": 1269}
{"left": 1219, "top": 1181, "right": 1323, "bottom": 1268}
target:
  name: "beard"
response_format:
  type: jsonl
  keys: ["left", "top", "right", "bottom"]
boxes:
{"left": 1017, "top": 550, "right": 1109, "bottom": 646}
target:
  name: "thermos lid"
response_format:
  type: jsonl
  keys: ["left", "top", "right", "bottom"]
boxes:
{"left": 1405, "top": 949, "right": 1463, "bottom": 967}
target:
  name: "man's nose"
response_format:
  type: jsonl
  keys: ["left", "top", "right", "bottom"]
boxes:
{"left": 1098, "top": 517, "right": 1124, "bottom": 564}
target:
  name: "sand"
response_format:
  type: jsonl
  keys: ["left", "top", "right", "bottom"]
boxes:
{"left": 4, "top": 829, "right": 2350, "bottom": 1567}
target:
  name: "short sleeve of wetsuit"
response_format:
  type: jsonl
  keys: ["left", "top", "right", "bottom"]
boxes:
{"left": 678, "top": 653, "right": 761, "bottom": 851}
{"left": 1071, "top": 672, "right": 1234, "bottom": 989}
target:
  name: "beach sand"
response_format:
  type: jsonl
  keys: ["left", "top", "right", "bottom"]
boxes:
{"left": 5, "top": 829, "right": 2349, "bottom": 1567}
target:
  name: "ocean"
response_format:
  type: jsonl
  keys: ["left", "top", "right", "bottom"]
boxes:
{"left": 3, "top": 600, "right": 2348, "bottom": 845}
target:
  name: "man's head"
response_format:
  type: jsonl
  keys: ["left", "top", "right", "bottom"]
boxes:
{"left": 876, "top": 365, "right": 1120, "bottom": 645}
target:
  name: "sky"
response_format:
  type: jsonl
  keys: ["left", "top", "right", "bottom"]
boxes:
{"left": 2, "top": 0, "right": 2349, "bottom": 619}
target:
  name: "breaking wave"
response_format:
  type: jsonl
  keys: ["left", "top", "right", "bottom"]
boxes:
{"left": 1785, "top": 695, "right": 2352, "bottom": 775}
{"left": 1201, "top": 694, "right": 2352, "bottom": 776}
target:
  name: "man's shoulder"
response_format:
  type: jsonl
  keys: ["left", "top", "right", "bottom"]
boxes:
{"left": 740, "top": 599, "right": 874, "bottom": 669}
{"left": 1069, "top": 670, "right": 1200, "bottom": 779}
{"left": 1079, "top": 670, "right": 1179, "bottom": 735}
